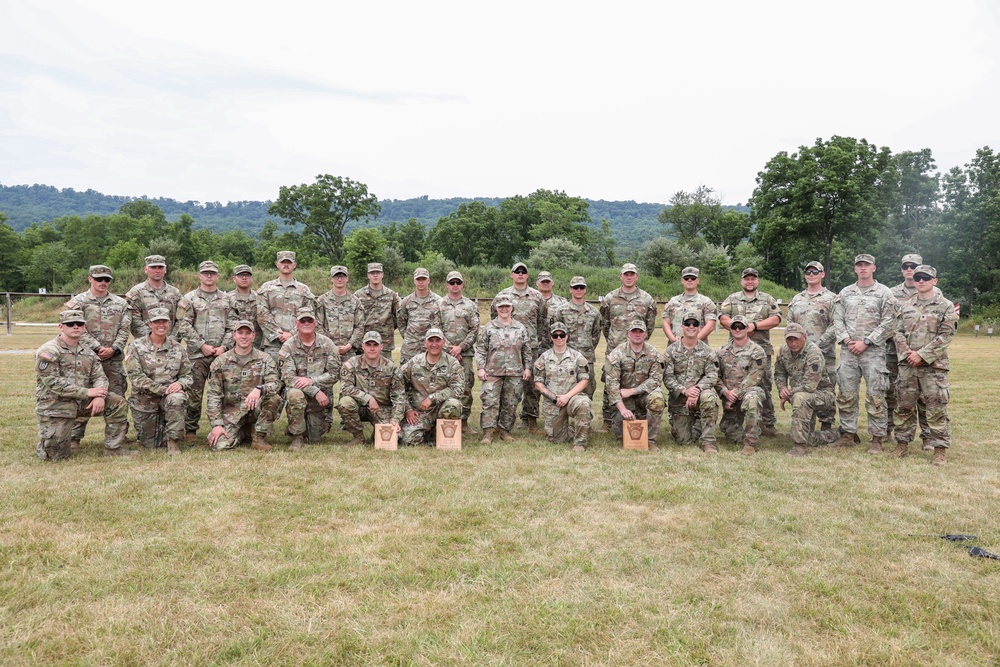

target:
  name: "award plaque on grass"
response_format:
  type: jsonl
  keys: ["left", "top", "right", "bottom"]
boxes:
{"left": 623, "top": 420, "right": 648, "bottom": 450}
{"left": 435, "top": 419, "right": 462, "bottom": 450}
{"left": 374, "top": 424, "right": 398, "bottom": 450}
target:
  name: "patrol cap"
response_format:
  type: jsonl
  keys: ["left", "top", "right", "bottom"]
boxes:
{"left": 330, "top": 265, "right": 348, "bottom": 277}
{"left": 148, "top": 307, "right": 171, "bottom": 322}
{"left": 901, "top": 253, "right": 923, "bottom": 265}
{"left": 805, "top": 261, "right": 824, "bottom": 272}
{"left": 234, "top": 265, "right": 253, "bottom": 276}
{"left": 295, "top": 307, "right": 317, "bottom": 321}
{"left": 234, "top": 320, "right": 255, "bottom": 332}
{"left": 681, "top": 266, "right": 700, "bottom": 278}
{"left": 550, "top": 321, "right": 568, "bottom": 334}
{"left": 424, "top": 327, "right": 445, "bottom": 340}
{"left": 511, "top": 262, "right": 528, "bottom": 272}
{"left": 145, "top": 255, "right": 167, "bottom": 267}
{"left": 89, "top": 265, "right": 113, "bottom": 279}
{"left": 60, "top": 309, "right": 87, "bottom": 325}
{"left": 537, "top": 271, "right": 553, "bottom": 282}
{"left": 741, "top": 267, "right": 759, "bottom": 278}
{"left": 414, "top": 267, "right": 430, "bottom": 279}
{"left": 784, "top": 322, "right": 806, "bottom": 339}
{"left": 913, "top": 264, "right": 937, "bottom": 278}
{"left": 367, "top": 262, "right": 383, "bottom": 273}
{"left": 682, "top": 310, "right": 701, "bottom": 325}
{"left": 494, "top": 293, "right": 514, "bottom": 307}
{"left": 362, "top": 331, "right": 382, "bottom": 344}
{"left": 569, "top": 276, "right": 587, "bottom": 288}
{"left": 854, "top": 253, "right": 876, "bottom": 265}
{"left": 198, "top": 260, "right": 220, "bottom": 273}
{"left": 620, "top": 263, "right": 638, "bottom": 274}
{"left": 276, "top": 250, "right": 296, "bottom": 263}
{"left": 446, "top": 270, "right": 464, "bottom": 283}
{"left": 730, "top": 315, "right": 749, "bottom": 327}
{"left": 628, "top": 319, "right": 647, "bottom": 332}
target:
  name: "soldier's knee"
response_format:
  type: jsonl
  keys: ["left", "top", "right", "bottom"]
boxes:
{"left": 439, "top": 398, "right": 462, "bottom": 420}
{"left": 165, "top": 392, "right": 187, "bottom": 409}
{"left": 400, "top": 425, "right": 426, "bottom": 446}
{"left": 337, "top": 396, "right": 359, "bottom": 414}
{"left": 646, "top": 392, "right": 665, "bottom": 414}
{"left": 285, "top": 388, "right": 306, "bottom": 406}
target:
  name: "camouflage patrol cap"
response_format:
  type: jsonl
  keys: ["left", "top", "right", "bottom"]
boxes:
{"left": 362, "top": 331, "right": 382, "bottom": 344}
{"left": 60, "top": 309, "right": 87, "bottom": 325}
{"left": 620, "top": 263, "right": 638, "bottom": 274}
{"left": 741, "top": 267, "right": 759, "bottom": 277}
{"left": 569, "top": 276, "right": 587, "bottom": 287}
{"left": 784, "top": 322, "right": 806, "bottom": 339}
{"left": 550, "top": 321, "right": 568, "bottom": 334}
{"left": 805, "top": 261, "right": 824, "bottom": 271}
{"left": 234, "top": 320, "right": 255, "bottom": 331}
{"left": 367, "top": 262, "right": 383, "bottom": 273}
{"left": 511, "top": 262, "right": 528, "bottom": 272}
{"left": 446, "top": 270, "right": 464, "bottom": 282}
{"left": 414, "top": 267, "right": 430, "bottom": 279}
{"left": 295, "top": 307, "right": 317, "bottom": 321}
{"left": 681, "top": 266, "right": 700, "bottom": 278}
{"left": 901, "top": 253, "right": 923, "bottom": 265}
{"left": 628, "top": 319, "right": 647, "bottom": 332}
{"left": 854, "top": 253, "right": 876, "bottom": 265}
{"left": 145, "top": 255, "right": 166, "bottom": 267}
{"left": 147, "top": 307, "right": 171, "bottom": 322}
{"left": 494, "top": 293, "right": 514, "bottom": 307}
{"left": 89, "top": 265, "right": 113, "bottom": 279}
{"left": 730, "top": 315, "right": 749, "bottom": 327}
{"left": 913, "top": 264, "right": 937, "bottom": 278}
{"left": 276, "top": 250, "right": 296, "bottom": 263}
{"left": 330, "top": 265, "right": 348, "bottom": 277}
{"left": 234, "top": 265, "right": 253, "bottom": 275}
{"left": 681, "top": 310, "right": 701, "bottom": 325}
{"left": 537, "top": 271, "right": 553, "bottom": 282}
{"left": 198, "top": 260, "right": 220, "bottom": 273}
{"left": 424, "top": 327, "right": 445, "bottom": 340}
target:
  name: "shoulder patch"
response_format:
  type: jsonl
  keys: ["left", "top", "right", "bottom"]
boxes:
{"left": 755, "top": 358, "right": 763, "bottom": 366}
{"left": 38, "top": 351, "right": 55, "bottom": 362}
{"left": 811, "top": 363, "right": 819, "bottom": 372}
{"left": 37, "top": 360, "right": 49, "bottom": 370}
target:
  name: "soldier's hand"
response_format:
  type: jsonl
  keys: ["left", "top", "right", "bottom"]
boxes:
{"left": 419, "top": 397, "right": 433, "bottom": 411}
{"left": 847, "top": 340, "right": 868, "bottom": 355}
{"left": 294, "top": 377, "right": 313, "bottom": 389}
{"left": 87, "top": 397, "right": 106, "bottom": 416}
{"left": 780, "top": 399, "right": 788, "bottom": 411}
{"left": 97, "top": 346, "right": 115, "bottom": 360}
{"left": 779, "top": 387, "right": 791, "bottom": 402}
{"left": 684, "top": 386, "right": 701, "bottom": 399}
{"left": 906, "top": 350, "right": 924, "bottom": 366}
{"left": 337, "top": 344, "right": 353, "bottom": 356}
{"left": 278, "top": 331, "right": 293, "bottom": 342}
{"left": 200, "top": 343, "right": 216, "bottom": 357}
{"left": 521, "top": 368, "right": 532, "bottom": 381}
{"left": 315, "top": 391, "right": 330, "bottom": 407}
{"left": 685, "top": 395, "right": 698, "bottom": 410}
{"left": 368, "top": 397, "right": 380, "bottom": 412}
{"left": 390, "top": 420, "right": 401, "bottom": 433}
{"left": 245, "top": 388, "right": 261, "bottom": 410}
{"left": 406, "top": 409, "right": 420, "bottom": 425}
{"left": 449, "top": 345, "right": 463, "bottom": 358}
{"left": 86, "top": 387, "right": 108, "bottom": 398}
{"left": 477, "top": 369, "right": 487, "bottom": 382}
{"left": 208, "top": 426, "right": 226, "bottom": 447}
{"left": 165, "top": 382, "right": 183, "bottom": 395}
{"left": 620, "top": 387, "right": 636, "bottom": 399}
{"left": 619, "top": 407, "right": 635, "bottom": 421}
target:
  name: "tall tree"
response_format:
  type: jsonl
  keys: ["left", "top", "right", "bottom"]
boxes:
{"left": 658, "top": 185, "right": 722, "bottom": 245}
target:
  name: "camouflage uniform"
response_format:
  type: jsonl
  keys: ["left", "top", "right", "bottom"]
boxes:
{"left": 773, "top": 340, "right": 835, "bottom": 447}
{"left": 354, "top": 285, "right": 401, "bottom": 357}
{"left": 279, "top": 334, "right": 342, "bottom": 442}
{"left": 599, "top": 287, "right": 657, "bottom": 422}
{"left": 205, "top": 348, "right": 281, "bottom": 450}
{"left": 604, "top": 340, "right": 665, "bottom": 441}
{"left": 175, "top": 288, "right": 236, "bottom": 433}
{"left": 400, "top": 352, "right": 465, "bottom": 445}
{"left": 316, "top": 290, "right": 364, "bottom": 352}
{"left": 663, "top": 340, "right": 720, "bottom": 448}
{"left": 398, "top": 291, "right": 443, "bottom": 363}
{"left": 439, "top": 294, "right": 481, "bottom": 420}
{"left": 719, "top": 290, "right": 781, "bottom": 429}
{"left": 716, "top": 338, "right": 767, "bottom": 447}
{"left": 538, "top": 294, "right": 569, "bottom": 352}
{"left": 887, "top": 281, "right": 940, "bottom": 441}
{"left": 786, "top": 287, "right": 839, "bottom": 424}
{"left": 256, "top": 278, "right": 315, "bottom": 361}
{"left": 549, "top": 300, "right": 602, "bottom": 398}
{"left": 35, "top": 336, "right": 128, "bottom": 460}
{"left": 662, "top": 293, "right": 718, "bottom": 340}
{"left": 123, "top": 334, "right": 193, "bottom": 448}
{"left": 337, "top": 355, "right": 407, "bottom": 436}
{"left": 229, "top": 290, "right": 263, "bottom": 348}
{"left": 533, "top": 346, "right": 591, "bottom": 448}
{"left": 491, "top": 286, "right": 548, "bottom": 421}
{"left": 125, "top": 280, "right": 182, "bottom": 339}
{"left": 475, "top": 318, "right": 532, "bottom": 432}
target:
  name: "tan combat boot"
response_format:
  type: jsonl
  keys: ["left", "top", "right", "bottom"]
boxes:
{"left": 760, "top": 424, "right": 779, "bottom": 437}
{"left": 741, "top": 443, "right": 756, "bottom": 456}
{"left": 184, "top": 431, "right": 197, "bottom": 443}
{"left": 829, "top": 432, "right": 857, "bottom": 448}
{"left": 888, "top": 441, "right": 909, "bottom": 458}
{"left": 167, "top": 439, "right": 181, "bottom": 456}
{"left": 498, "top": 428, "right": 515, "bottom": 442}
{"left": 250, "top": 433, "right": 272, "bottom": 452}
{"left": 572, "top": 444, "right": 586, "bottom": 452}
{"left": 461, "top": 419, "right": 477, "bottom": 435}
{"left": 932, "top": 447, "right": 947, "bottom": 466}
{"left": 702, "top": 443, "right": 719, "bottom": 454}
{"left": 344, "top": 431, "right": 365, "bottom": 447}
{"left": 788, "top": 444, "right": 808, "bottom": 457}
{"left": 289, "top": 435, "right": 305, "bottom": 452}
{"left": 524, "top": 417, "right": 543, "bottom": 435}
{"left": 867, "top": 436, "right": 884, "bottom": 455}
{"left": 480, "top": 428, "right": 494, "bottom": 445}
{"left": 70, "top": 439, "right": 81, "bottom": 450}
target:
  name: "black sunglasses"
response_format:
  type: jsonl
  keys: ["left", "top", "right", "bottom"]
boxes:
{"left": 447, "top": 280, "right": 463, "bottom": 285}
{"left": 93, "top": 276, "right": 112, "bottom": 283}
{"left": 570, "top": 285, "right": 586, "bottom": 289}
{"left": 512, "top": 269, "right": 527, "bottom": 275}
{"left": 551, "top": 332, "right": 567, "bottom": 339}
{"left": 730, "top": 324, "right": 747, "bottom": 330}
{"left": 683, "top": 321, "right": 700, "bottom": 327}
{"left": 913, "top": 275, "right": 934, "bottom": 282}
{"left": 804, "top": 270, "right": 821, "bottom": 276}
{"left": 902, "top": 263, "right": 918, "bottom": 270}
{"left": 64, "top": 321, "right": 86, "bottom": 328}
{"left": 682, "top": 276, "right": 698, "bottom": 281}
{"left": 298, "top": 318, "right": 315, "bottom": 323}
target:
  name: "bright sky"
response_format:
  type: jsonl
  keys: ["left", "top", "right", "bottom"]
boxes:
{"left": 2, "top": 1, "right": 999, "bottom": 206}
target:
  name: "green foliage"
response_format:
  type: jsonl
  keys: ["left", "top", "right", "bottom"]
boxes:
{"left": 417, "top": 250, "right": 456, "bottom": 282}
{"left": 528, "top": 237, "right": 584, "bottom": 269}
{"left": 24, "top": 241, "right": 78, "bottom": 291}
{"left": 658, "top": 185, "right": 722, "bottom": 244}
{"left": 343, "top": 227, "right": 387, "bottom": 279}
{"left": 427, "top": 202, "right": 497, "bottom": 266}
{"left": 381, "top": 246, "right": 406, "bottom": 282}
{"left": 0, "top": 215, "right": 24, "bottom": 291}
{"left": 147, "top": 236, "right": 183, "bottom": 265}
{"left": 106, "top": 239, "right": 147, "bottom": 269}
{"left": 382, "top": 218, "right": 426, "bottom": 262}
{"left": 704, "top": 209, "right": 752, "bottom": 251}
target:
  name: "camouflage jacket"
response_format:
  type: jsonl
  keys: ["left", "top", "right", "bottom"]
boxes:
{"left": 786, "top": 288, "right": 838, "bottom": 356}
{"left": 125, "top": 280, "right": 182, "bottom": 338}
{"left": 538, "top": 294, "right": 569, "bottom": 351}
{"left": 892, "top": 293, "right": 958, "bottom": 371}
{"left": 662, "top": 293, "right": 718, "bottom": 340}
{"left": 35, "top": 336, "right": 108, "bottom": 418}
{"left": 774, "top": 341, "right": 832, "bottom": 395}
{"left": 716, "top": 339, "right": 766, "bottom": 400}
{"left": 491, "top": 286, "right": 549, "bottom": 350}
{"left": 401, "top": 352, "right": 466, "bottom": 411}
{"left": 175, "top": 288, "right": 236, "bottom": 359}
{"left": 439, "top": 295, "right": 481, "bottom": 355}
{"left": 833, "top": 281, "right": 898, "bottom": 347}
{"left": 662, "top": 340, "right": 719, "bottom": 398}
{"left": 340, "top": 355, "right": 406, "bottom": 422}
{"left": 278, "top": 334, "right": 342, "bottom": 399}
{"left": 206, "top": 348, "right": 281, "bottom": 426}
{"left": 549, "top": 300, "right": 602, "bottom": 363}
{"left": 720, "top": 290, "right": 782, "bottom": 355}
{"left": 887, "top": 282, "right": 942, "bottom": 355}
{"left": 123, "top": 335, "right": 193, "bottom": 410}
{"left": 600, "top": 287, "right": 657, "bottom": 351}
{"left": 354, "top": 285, "right": 401, "bottom": 350}
{"left": 533, "top": 347, "right": 589, "bottom": 396}
{"left": 475, "top": 319, "right": 532, "bottom": 377}
{"left": 228, "top": 290, "right": 262, "bottom": 347}
{"left": 316, "top": 289, "right": 364, "bottom": 349}
{"left": 604, "top": 341, "right": 664, "bottom": 405}
{"left": 398, "top": 291, "right": 443, "bottom": 359}
{"left": 65, "top": 290, "right": 131, "bottom": 354}
{"left": 256, "top": 279, "right": 316, "bottom": 346}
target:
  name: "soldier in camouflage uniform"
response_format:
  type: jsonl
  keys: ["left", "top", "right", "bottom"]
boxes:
{"left": 600, "top": 263, "right": 658, "bottom": 428}
{"left": 125, "top": 255, "right": 183, "bottom": 339}
{"left": 337, "top": 331, "right": 406, "bottom": 446}
{"left": 533, "top": 322, "right": 592, "bottom": 451}
{"left": 536, "top": 271, "right": 568, "bottom": 354}
{"left": 398, "top": 267, "right": 443, "bottom": 363}
{"left": 229, "top": 265, "right": 262, "bottom": 348}
{"left": 317, "top": 265, "right": 363, "bottom": 358}
{"left": 605, "top": 320, "right": 666, "bottom": 450}
{"left": 719, "top": 267, "right": 782, "bottom": 437}
{"left": 279, "top": 307, "right": 341, "bottom": 450}
{"left": 831, "top": 254, "right": 899, "bottom": 452}
{"left": 662, "top": 267, "right": 718, "bottom": 343}
{"left": 256, "top": 250, "right": 316, "bottom": 363}
{"left": 175, "top": 260, "right": 236, "bottom": 438}
{"left": 354, "top": 262, "right": 400, "bottom": 359}
{"left": 491, "top": 262, "right": 549, "bottom": 433}
{"left": 716, "top": 315, "right": 767, "bottom": 455}
{"left": 206, "top": 321, "right": 281, "bottom": 452}
{"left": 549, "top": 276, "right": 602, "bottom": 398}
{"left": 785, "top": 260, "right": 838, "bottom": 429}
{"left": 35, "top": 310, "right": 134, "bottom": 460}
{"left": 400, "top": 328, "right": 465, "bottom": 446}
{"left": 773, "top": 323, "right": 837, "bottom": 456}
{"left": 65, "top": 264, "right": 132, "bottom": 445}
{"left": 663, "top": 311, "right": 720, "bottom": 453}
{"left": 439, "top": 270, "right": 481, "bottom": 432}
{"left": 889, "top": 265, "right": 958, "bottom": 465}
{"left": 123, "top": 307, "right": 193, "bottom": 455}
{"left": 477, "top": 293, "right": 533, "bottom": 443}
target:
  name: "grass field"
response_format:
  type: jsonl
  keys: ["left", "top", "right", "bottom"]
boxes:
{"left": 1, "top": 326, "right": 998, "bottom": 666}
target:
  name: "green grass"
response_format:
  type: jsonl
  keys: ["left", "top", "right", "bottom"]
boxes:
{"left": 1, "top": 332, "right": 998, "bottom": 665}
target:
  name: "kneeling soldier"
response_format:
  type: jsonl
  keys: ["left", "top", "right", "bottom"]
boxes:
{"left": 533, "top": 322, "right": 592, "bottom": 451}
{"left": 400, "top": 328, "right": 465, "bottom": 446}
{"left": 773, "top": 322, "right": 836, "bottom": 456}
{"left": 279, "top": 307, "right": 341, "bottom": 451}
{"left": 716, "top": 315, "right": 767, "bottom": 455}
{"left": 605, "top": 320, "right": 666, "bottom": 450}
{"left": 663, "top": 311, "right": 720, "bottom": 452}
{"left": 337, "top": 331, "right": 406, "bottom": 446}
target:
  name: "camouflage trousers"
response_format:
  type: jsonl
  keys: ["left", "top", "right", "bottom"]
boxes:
{"left": 887, "top": 349, "right": 931, "bottom": 440}
{"left": 480, "top": 376, "right": 523, "bottom": 432}
{"left": 185, "top": 356, "right": 214, "bottom": 434}
{"left": 895, "top": 366, "right": 951, "bottom": 449}
{"left": 285, "top": 388, "right": 333, "bottom": 442}
{"left": 130, "top": 392, "right": 187, "bottom": 448}
{"left": 720, "top": 386, "right": 764, "bottom": 447}
{"left": 336, "top": 396, "right": 398, "bottom": 436}
{"left": 210, "top": 395, "right": 281, "bottom": 451}
{"left": 787, "top": 388, "right": 835, "bottom": 446}
{"left": 38, "top": 393, "right": 128, "bottom": 460}
{"left": 612, "top": 388, "right": 665, "bottom": 441}
{"left": 583, "top": 361, "right": 596, "bottom": 399}
{"left": 520, "top": 348, "right": 541, "bottom": 420}
{"left": 456, "top": 354, "right": 476, "bottom": 420}
{"left": 837, "top": 346, "right": 889, "bottom": 437}
{"left": 668, "top": 389, "right": 720, "bottom": 447}
{"left": 72, "top": 357, "right": 127, "bottom": 441}
{"left": 818, "top": 349, "right": 838, "bottom": 425}
{"left": 401, "top": 398, "right": 463, "bottom": 446}
{"left": 540, "top": 394, "right": 592, "bottom": 447}
{"left": 760, "top": 353, "right": 776, "bottom": 429}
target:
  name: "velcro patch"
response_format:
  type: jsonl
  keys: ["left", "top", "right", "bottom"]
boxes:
{"left": 811, "top": 364, "right": 819, "bottom": 372}
{"left": 38, "top": 352, "right": 54, "bottom": 362}
{"left": 38, "top": 361, "right": 49, "bottom": 370}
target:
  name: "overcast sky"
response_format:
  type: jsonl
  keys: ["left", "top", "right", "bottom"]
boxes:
{"left": 2, "top": 1, "right": 999, "bottom": 207}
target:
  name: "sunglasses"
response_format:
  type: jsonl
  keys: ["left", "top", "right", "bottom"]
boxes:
{"left": 570, "top": 285, "right": 586, "bottom": 290}
{"left": 730, "top": 324, "right": 747, "bottom": 330}
{"left": 512, "top": 269, "right": 527, "bottom": 275}
{"left": 682, "top": 276, "right": 698, "bottom": 281}
{"left": 447, "top": 280, "right": 463, "bottom": 285}
{"left": 93, "top": 277, "right": 112, "bottom": 283}
{"left": 298, "top": 318, "right": 315, "bottom": 324}
{"left": 804, "top": 270, "right": 822, "bottom": 276}
{"left": 683, "top": 321, "right": 700, "bottom": 328}
{"left": 902, "top": 263, "right": 918, "bottom": 270}
{"left": 913, "top": 275, "right": 934, "bottom": 282}
{"left": 551, "top": 332, "right": 567, "bottom": 339}
{"left": 64, "top": 322, "right": 86, "bottom": 328}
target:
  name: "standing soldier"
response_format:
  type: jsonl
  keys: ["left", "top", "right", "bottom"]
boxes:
{"left": 205, "top": 320, "right": 281, "bottom": 452}
{"left": 716, "top": 315, "right": 767, "bottom": 455}
{"left": 65, "top": 265, "right": 131, "bottom": 447}
{"left": 549, "top": 276, "right": 602, "bottom": 399}
{"left": 279, "top": 307, "right": 341, "bottom": 451}
{"left": 605, "top": 320, "right": 666, "bottom": 450}
{"left": 890, "top": 265, "right": 958, "bottom": 465}
{"left": 533, "top": 322, "right": 592, "bottom": 451}
{"left": 337, "top": 332, "right": 406, "bottom": 446}
{"left": 663, "top": 311, "right": 720, "bottom": 453}
{"left": 123, "top": 307, "right": 193, "bottom": 455}
{"left": 317, "top": 265, "right": 363, "bottom": 358}
{"left": 719, "top": 268, "right": 782, "bottom": 437}
{"left": 175, "top": 260, "right": 235, "bottom": 440}
{"left": 491, "top": 262, "right": 548, "bottom": 434}
{"left": 256, "top": 250, "right": 315, "bottom": 363}
{"left": 354, "top": 263, "right": 401, "bottom": 359}
{"left": 476, "top": 293, "right": 533, "bottom": 444}
{"left": 536, "top": 270, "right": 568, "bottom": 344}
{"left": 831, "top": 254, "right": 898, "bottom": 452}
{"left": 773, "top": 323, "right": 837, "bottom": 456}
{"left": 35, "top": 310, "right": 134, "bottom": 460}
{"left": 400, "top": 328, "right": 465, "bottom": 446}
{"left": 786, "top": 261, "right": 838, "bottom": 430}
{"left": 599, "top": 263, "right": 657, "bottom": 430}
{"left": 125, "top": 255, "right": 183, "bottom": 339}
{"left": 439, "top": 270, "right": 480, "bottom": 433}
{"left": 398, "top": 267, "right": 442, "bottom": 364}
{"left": 229, "top": 265, "right": 262, "bottom": 348}
{"left": 662, "top": 267, "right": 718, "bottom": 344}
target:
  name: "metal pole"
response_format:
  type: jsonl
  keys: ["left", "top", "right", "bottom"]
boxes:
{"left": 6, "top": 292, "right": 11, "bottom": 336}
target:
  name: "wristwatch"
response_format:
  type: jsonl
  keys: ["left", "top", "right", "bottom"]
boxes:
{"left": 863, "top": 338, "right": 872, "bottom": 346}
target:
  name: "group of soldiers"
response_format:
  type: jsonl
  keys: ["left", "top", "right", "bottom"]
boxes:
{"left": 34, "top": 250, "right": 958, "bottom": 465}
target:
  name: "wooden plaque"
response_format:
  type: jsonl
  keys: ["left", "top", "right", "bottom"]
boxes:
{"left": 435, "top": 419, "right": 462, "bottom": 450}
{"left": 623, "top": 419, "right": 648, "bottom": 450}
{"left": 374, "top": 423, "right": 398, "bottom": 450}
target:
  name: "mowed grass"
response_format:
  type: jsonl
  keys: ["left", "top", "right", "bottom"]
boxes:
{"left": 1, "top": 326, "right": 999, "bottom": 666}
